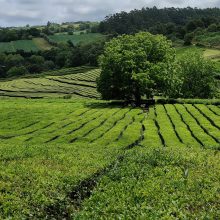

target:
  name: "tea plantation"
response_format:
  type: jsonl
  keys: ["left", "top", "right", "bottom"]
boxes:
{"left": 0, "top": 67, "right": 100, "bottom": 98}
{"left": 0, "top": 67, "right": 219, "bottom": 218}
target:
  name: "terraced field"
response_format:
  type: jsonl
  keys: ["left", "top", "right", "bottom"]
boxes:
{"left": 1, "top": 101, "right": 219, "bottom": 149}
{"left": 0, "top": 68, "right": 100, "bottom": 99}
{"left": 0, "top": 98, "right": 219, "bottom": 218}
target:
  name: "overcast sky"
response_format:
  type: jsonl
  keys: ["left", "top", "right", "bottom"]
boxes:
{"left": 0, "top": 0, "right": 220, "bottom": 27}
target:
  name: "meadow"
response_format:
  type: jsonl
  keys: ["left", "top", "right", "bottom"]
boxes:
{"left": 0, "top": 98, "right": 219, "bottom": 218}
{"left": 0, "top": 38, "right": 52, "bottom": 53}
{"left": 48, "top": 33, "right": 105, "bottom": 45}
{"left": 0, "top": 33, "right": 105, "bottom": 52}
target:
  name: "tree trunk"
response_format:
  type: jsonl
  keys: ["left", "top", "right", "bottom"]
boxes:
{"left": 134, "top": 88, "right": 141, "bottom": 107}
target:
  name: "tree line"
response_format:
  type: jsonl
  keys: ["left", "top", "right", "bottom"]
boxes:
{"left": 0, "top": 40, "right": 105, "bottom": 78}
{"left": 98, "top": 7, "right": 220, "bottom": 44}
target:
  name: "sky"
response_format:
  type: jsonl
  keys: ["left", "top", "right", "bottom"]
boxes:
{"left": 0, "top": 0, "right": 220, "bottom": 27}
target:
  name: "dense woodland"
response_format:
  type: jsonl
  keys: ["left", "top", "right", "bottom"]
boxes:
{"left": 99, "top": 7, "right": 220, "bottom": 44}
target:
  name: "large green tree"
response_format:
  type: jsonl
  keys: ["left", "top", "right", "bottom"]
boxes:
{"left": 97, "top": 32, "right": 181, "bottom": 105}
{"left": 178, "top": 51, "right": 217, "bottom": 98}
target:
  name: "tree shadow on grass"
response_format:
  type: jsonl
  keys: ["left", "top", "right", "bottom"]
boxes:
{"left": 84, "top": 100, "right": 126, "bottom": 109}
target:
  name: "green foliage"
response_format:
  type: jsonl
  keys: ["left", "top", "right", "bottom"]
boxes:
{"left": 178, "top": 51, "right": 217, "bottom": 98}
{"left": 194, "top": 32, "right": 220, "bottom": 47}
{"left": 98, "top": 32, "right": 180, "bottom": 104}
{"left": 48, "top": 33, "right": 105, "bottom": 46}
{"left": 29, "top": 55, "right": 45, "bottom": 64}
{"left": 7, "top": 66, "right": 29, "bottom": 77}
{"left": 184, "top": 33, "right": 194, "bottom": 45}
{"left": 207, "top": 23, "right": 218, "bottom": 32}
{"left": 99, "top": 7, "right": 220, "bottom": 43}
{"left": 76, "top": 145, "right": 220, "bottom": 219}
{"left": 5, "top": 54, "right": 24, "bottom": 67}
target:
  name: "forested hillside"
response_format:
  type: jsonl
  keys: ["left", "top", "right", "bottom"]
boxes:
{"left": 99, "top": 7, "right": 220, "bottom": 45}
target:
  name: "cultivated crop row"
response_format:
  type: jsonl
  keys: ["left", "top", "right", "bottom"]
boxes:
{"left": 143, "top": 104, "right": 220, "bottom": 150}
{"left": 1, "top": 102, "right": 219, "bottom": 150}
{"left": 0, "top": 68, "right": 101, "bottom": 98}
{"left": 0, "top": 99, "right": 219, "bottom": 218}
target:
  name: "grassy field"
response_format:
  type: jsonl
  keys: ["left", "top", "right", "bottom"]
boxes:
{"left": 0, "top": 67, "right": 100, "bottom": 99}
{"left": 0, "top": 98, "right": 219, "bottom": 218}
{"left": 32, "top": 38, "right": 53, "bottom": 50}
{"left": 176, "top": 46, "right": 220, "bottom": 60}
{"left": 0, "top": 33, "right": 105, "bottom": 52}
{"left": 0, "top": 38, "right": 52, "bottom": 53}
{"left": 48, "top": 33, "right": 105, "bottom": 45}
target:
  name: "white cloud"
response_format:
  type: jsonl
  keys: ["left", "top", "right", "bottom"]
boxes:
{"left": 0, "top": 0, "right": 219, "bottom": 27}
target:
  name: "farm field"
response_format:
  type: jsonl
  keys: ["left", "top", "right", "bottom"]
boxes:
{"left": 0, "top": 38, "right": 52, "bottom": 52}
{"left": 32, "top": 37, "right": 53, "bottom": 50}
{"left": 0, "top": 67, "right": 100, "bottom": 99}
{"left": 48, "top": 33, "right": 105, "bottom": 45}
{"left": 0, "top": 98, "right": 219, "bottom": 218}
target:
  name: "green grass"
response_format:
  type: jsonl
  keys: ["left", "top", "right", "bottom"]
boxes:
{"left": 32, "top": 38, "right": 53, "bottom": 50}
{"left": 13, "top": 40, "right": 39, "bottom": 52}
{"left": 48, "top": 33, "right": 105, "bottom": 45}
{"left": 0, "top": 42, "right": 15, "bottom": 53}
{"left": 0, "top": 99, "right": 219, "bottom": 218}
{"left": 0, "top": 38, "right": 53, "bottom": 52}
{"left": 176, "top": 45, "right": 220, "bottom": 61}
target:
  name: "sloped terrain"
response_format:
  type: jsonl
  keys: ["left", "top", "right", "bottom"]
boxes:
{"left": 0, "top": 68, "right": 100, "bottom": 99}
{"left": 0, "top": 99, "right": 219, "bottom": 218}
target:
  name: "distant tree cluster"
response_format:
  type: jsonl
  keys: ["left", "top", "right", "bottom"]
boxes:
{"left": 98, "top": 7, "right": 220, "bottom": 45}
{"left": 0, "top": 40, "right": 105, "bottom": 78}
{"left": 0, "top": 21, "right": 100, "bottom": 43}
{"left": 0, "top": 28, "right": 41, "bottom": 42}
{"left": 97, "top": 32, "right": 217, "bottom": 104}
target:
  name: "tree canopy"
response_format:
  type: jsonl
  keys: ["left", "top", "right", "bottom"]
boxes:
{"left": 178, "top": 51, "right": 217, "bottom": 98}
{"left": 97, "top": 32, "right": 217, "bottom": 105}
{"left": 97, "top": 32, "right": 181, "bottom": 105}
